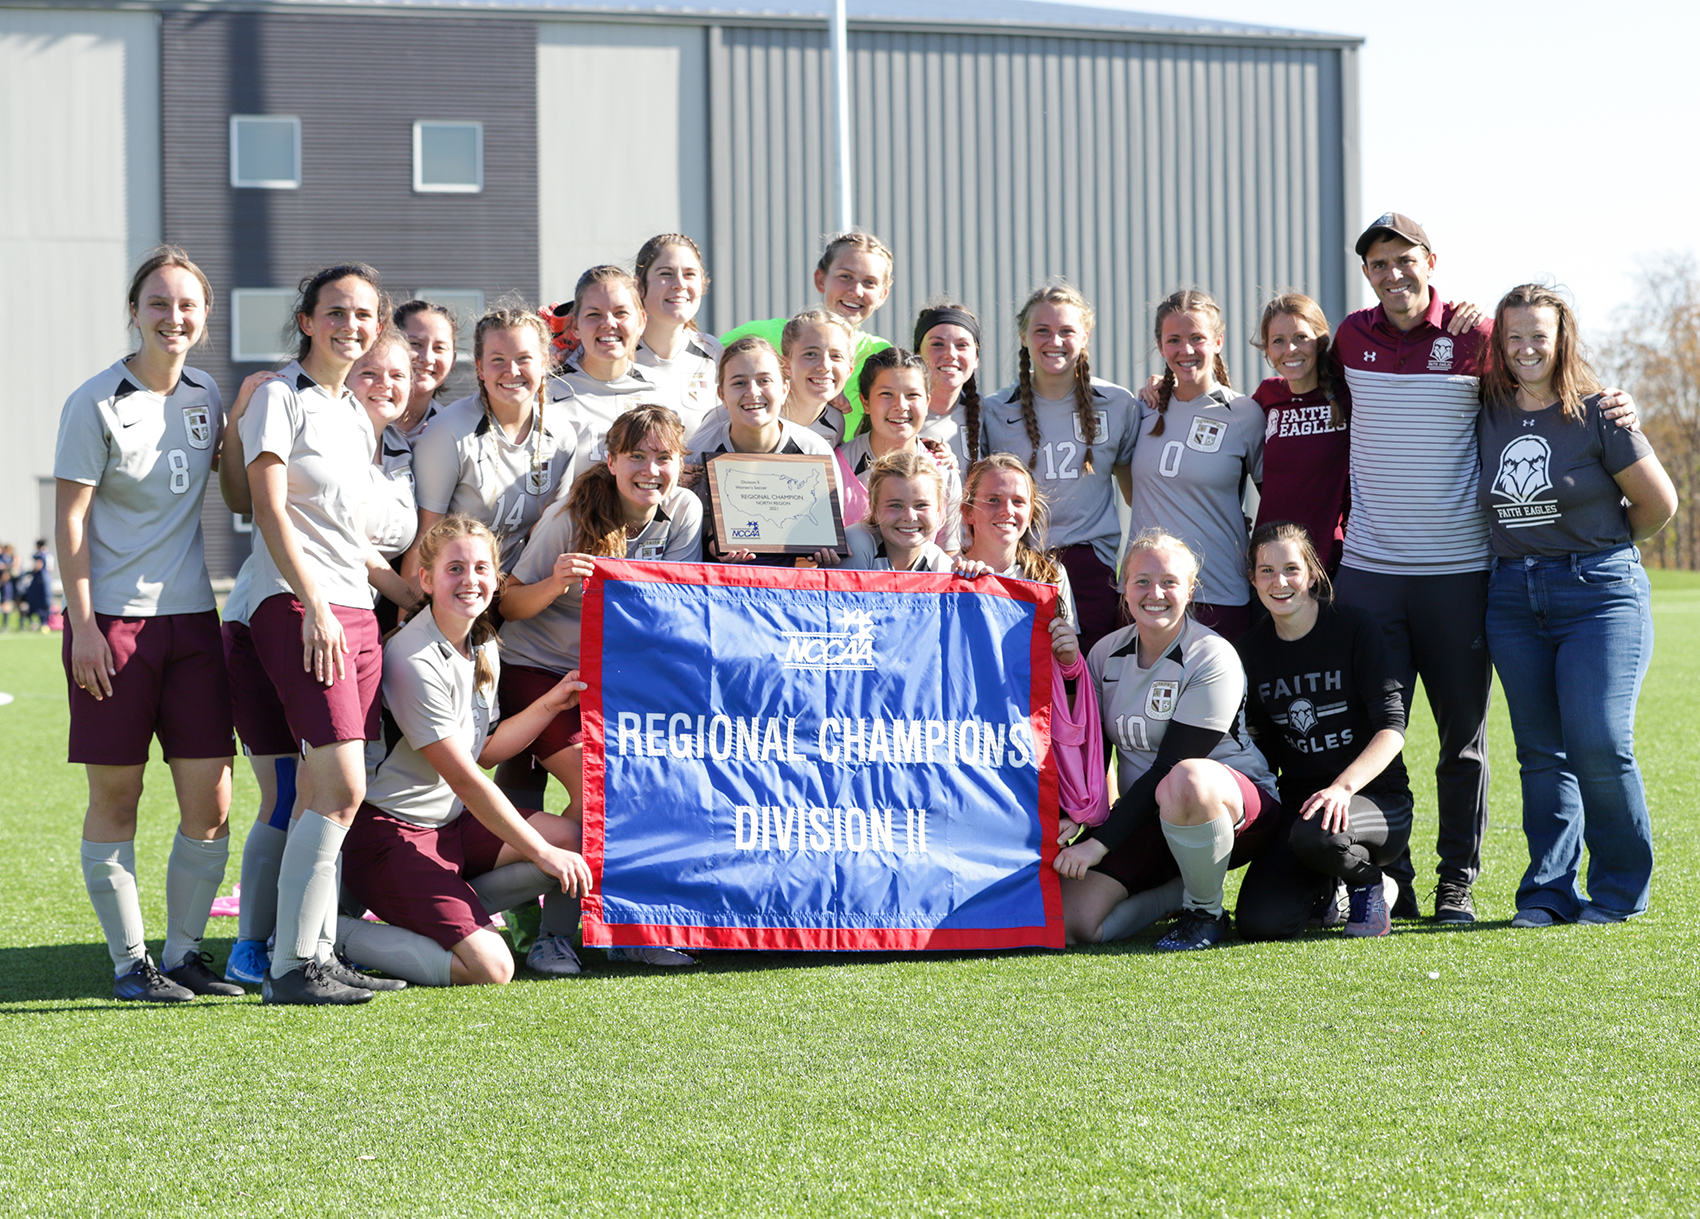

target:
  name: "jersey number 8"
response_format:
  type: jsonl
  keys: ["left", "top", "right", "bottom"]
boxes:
{"left": 166, "top": 448, "right": 191, "bottom": 495}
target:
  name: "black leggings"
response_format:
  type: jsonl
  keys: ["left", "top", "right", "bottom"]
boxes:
{"left": 1235, "top": 792, "right": 1414, "bottom": 942}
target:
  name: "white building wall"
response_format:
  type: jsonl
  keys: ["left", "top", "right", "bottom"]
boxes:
{"left": 0, "top": 8, "right": 161, "bottom": 557}
{"left": 536, "top": 22, "right": 710, "bottom": 305}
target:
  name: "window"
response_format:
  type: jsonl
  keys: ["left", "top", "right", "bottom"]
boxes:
{"left": 413, "top": 121, "right": 483, "bottom": 193}
{"left": 412, "top": 290, "right": 485, "bottom": 356}
{"left": 230, "top": 289, "right": 298, "bottom": 362}
{"left": 229, "top": 116, "right": 301, "bottom": 189}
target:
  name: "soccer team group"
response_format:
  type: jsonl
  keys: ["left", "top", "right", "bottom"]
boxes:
{"left": 55, "top": 211, "right": 1677, "bottom": 1004}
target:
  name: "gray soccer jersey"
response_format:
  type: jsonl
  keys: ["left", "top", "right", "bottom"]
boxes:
{"left": 979, "top": 379, "right": 1140, "bottom": 568}
{"left": 367, "top": 424, "right": 418, "bottom": 560}
{"left": 1126, "top": 387, "right": 1265, "bottom": 608}
{"left": 919, "top": 399, "right": 973, "bottom": 471}
{"left": 499, "top": 487, "right": 704, "bottom": 673}
{"left": 634, "top": 333, "right": 722, "bottom": 436}
{"left": 838, "top": 433, "right": 962, "bottom": 551}
{"left": 556, "top": 358, "right": 670, "bottom": 465}
{"left": 53, "top": 360, "right": 222, "bottom": 616}
{"left": 364, "top": 609, "right": 500, "bottom": 829}
{"left": 237, "top": 363, "right": 377, "bottom": 610}
{"left": 843, "top": 522, "right": 953, "bottom": 572}
{"left": 1087, "top": 616, "right": 1275, "bottom": 796}
{"left": 409, "top": 393, "right": 581, "bottom": 574}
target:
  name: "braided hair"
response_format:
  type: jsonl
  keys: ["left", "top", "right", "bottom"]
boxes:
{"left": 1150, "top": 289, "right": 1232, "bottom": 437}
{"left": 1015, "top": 284, "right": 1099, "bottom": 472}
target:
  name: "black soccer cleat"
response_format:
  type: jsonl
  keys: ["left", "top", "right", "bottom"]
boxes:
{"left": 322, "top": 952, "right": 408, "bottom": 992}
{"left": 165, "top": 950, "right": 246, "bottom": 997}
{"left": 114, "top": 958, "right": 195, "bottom": 1003}
{"left": 261, "top": 960, "right": 373, "bottom": 1005}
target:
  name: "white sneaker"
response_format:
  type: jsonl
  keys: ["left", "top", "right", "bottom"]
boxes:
{"left": 606, "top": 945, "right": 697, "bottom": 968}
{"left": 525, "top": 935, "right": 583, "bottom": 976}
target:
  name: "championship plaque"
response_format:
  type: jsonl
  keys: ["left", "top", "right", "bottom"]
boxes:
{"left": 706, "top": 453, "right": 847, "bottom": 556}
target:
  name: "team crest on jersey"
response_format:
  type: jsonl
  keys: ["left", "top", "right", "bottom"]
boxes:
{"left": 1428, "top": 336, "right": 1455, "bottom": 371}
{"left": 1072, "top": 410, "right": 1108, "bottom": 444}
{"left": 182, "top": 405, "right": 213, "bottom": 450}
{"left": 1493, "top": 435, "right": 1553, "bottom": 503}
{"left": 635, "top": 539, "right": 666, "bottom": 560}
{"left": 1186, "top": 417, "right": 1226, "bottom": 453}
{"left": 1146, "top": 680, "right": 1178, "bottom": 720}
{"left": 1264, "top": 410, "right": 1280, "bottom": 440}
{"left": 1289, "top": 698, "right": 1318, "bottom": 735}
{"left": 525, "top": 466, "right": 552, "bottom": 497}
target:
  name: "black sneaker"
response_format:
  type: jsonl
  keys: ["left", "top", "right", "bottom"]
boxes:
{"left": 1306, "top": 879, "right": 1347, "bottom": 929}
{"left": 114, "top": 958, "right": 195, "bottom": 1003}
{"left": 323, "top": 952, "right": 408, "bottom": 992}
{"left": 164, "top": 950, "right": 246, "bottom": 997}
{"left": 1154, "top": 908, "right": 1231, "bottom": 952}
{"left": 1434, "top": 879, "right": 1476, "bottom": 924}
{"left": 1390, "top": 879, "right": 1421, "bottom": 920}
{"left": 261, "top": 960, "right": 373, "bottom": 1005}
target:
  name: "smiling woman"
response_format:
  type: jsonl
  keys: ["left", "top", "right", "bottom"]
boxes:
{"left": 53, "top": 246, "right": 240, "bottom": 1004}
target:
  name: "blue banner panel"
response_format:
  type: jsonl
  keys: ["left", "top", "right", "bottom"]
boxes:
{"left": 579, "top": 561, "right": 1062, "bottom": 950}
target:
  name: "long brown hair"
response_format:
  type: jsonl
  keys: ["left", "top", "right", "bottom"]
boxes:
{"left": 1247, "top": 520, "right": 1333, "bottom": 603}
{"left": 1481, "top": 283, "right": 1600, "bottom": 424}
{"left": 1253, "top": 293, "right": 1344, "bottom": 429}
{"left": 1016, "top": 284, "right": 1098, "bottom": 473}
{"left": 1151, "top": 289, "right": 1232, "bottom": 437}
{"left": 412, "top": 514, "right": 501, "bottom": 697}
{"left": 560, "top": 405, "right": 687, "bottom": 557}
{"left": 962, "top": 453, "right": 1061, "bottom": 584}
{"left": 634, "top": 234, "right": 709, "bottom": 332}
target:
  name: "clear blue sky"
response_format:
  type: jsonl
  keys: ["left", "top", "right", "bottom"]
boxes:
{"left": 1066, "top": 0, "right": 1700, "bottom": 334}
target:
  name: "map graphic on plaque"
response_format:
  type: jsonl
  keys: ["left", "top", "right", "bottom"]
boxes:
{"left": 707, "top": 453, "right": 846, "bottom": 555}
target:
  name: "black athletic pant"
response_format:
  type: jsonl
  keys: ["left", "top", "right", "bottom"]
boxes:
{"left": 1334, "top": 566, "right": 1491, "bottom": 889}
{"left": 1236, "top": 793, "right": 1414, "bottom": 942}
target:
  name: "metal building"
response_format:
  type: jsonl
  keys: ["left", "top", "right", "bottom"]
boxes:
{"left": 0, "top": 0, "right": 1361, "bottom": 577}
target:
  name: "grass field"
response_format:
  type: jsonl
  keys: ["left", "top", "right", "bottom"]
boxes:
{"left": 2, "top": 578, "right": 1698, "bottom": 1217}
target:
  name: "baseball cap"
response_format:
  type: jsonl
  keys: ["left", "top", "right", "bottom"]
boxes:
{"left": 1355, "top": 212, "right": 1432, "bottom": 258}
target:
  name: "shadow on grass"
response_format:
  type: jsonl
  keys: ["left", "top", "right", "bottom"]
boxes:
{"left": 0, "top": 941, "right": 257, "bottom": 1011}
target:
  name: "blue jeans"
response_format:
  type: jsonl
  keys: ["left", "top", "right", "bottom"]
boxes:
{"left": 1486, "top": 547, "right": 1654, "bottom": 920}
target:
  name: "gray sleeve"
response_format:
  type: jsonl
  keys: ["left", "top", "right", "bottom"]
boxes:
{"left": 845, "top": 522, "right": 881, "bottom": 568}
{"left": 1243, "top": 400, "right": 1265, "bottom": 484}
{"left": 661, "top": 494, "right": 705, "bottom": 561}
{"left": 238, "top": 381, "right": 299, "bottom": 465}
{"left": 511, "top": 505, "right": 576, "bottom": 584}
{"left": 53, "top": 391, "right": 109, "bottom": 485}
{"left": 409, "top": 421, "right": 462, "bottom": 515}
{"left": 1112, "top": 389, "right": 1140, "bottom": 467}
{"left": 382, "top": 646, "right": 463, "bottom": 750}
{"left": 939, "top": 463, "right": 962, "bottom": 551}
{"left": 1596, "top": 399, "right": 1654, "bottom": 476}
{"left": 1172, "top": 637, "right": 1246, "bottom": 733}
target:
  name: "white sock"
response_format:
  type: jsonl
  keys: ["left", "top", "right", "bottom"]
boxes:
{"left": 81, "top": 839, "right": 147, "bottom": 975}
{"left": 236, "top": 822, "right": 287, "bottom": 944}
{"left": 162, "top": 832, "right": 229, "bottom": 969}
{"left": 336, "top": 916, "right": 453, "bottom": 987}
{"left": 470, "top": 862, "right": 553, "bottom": 914}
{"left": 270, "top": 811, "right": 347, "bottom": 979}
{"left": 1161, "top": 817, "right": 1235, "bottom": 917}
{"left": 1098, "top": 877, "right": 1186, "bottom": 941}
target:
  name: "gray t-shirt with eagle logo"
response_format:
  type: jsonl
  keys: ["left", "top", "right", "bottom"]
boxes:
{"left": 1476, "top": 394, "right": 1651, "bottom": 559}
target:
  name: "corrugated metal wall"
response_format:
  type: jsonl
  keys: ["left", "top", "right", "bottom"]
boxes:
{"left": 160, "top": 10, "right": 538, "bottom": 576}
{"left": 707, "top": 25, "right": 1349, "bottom": 394}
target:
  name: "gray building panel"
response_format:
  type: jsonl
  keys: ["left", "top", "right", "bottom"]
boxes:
{"left": 708, "top": 26, "right": 1351, "bottom": 394}
{"left": 160, "top": 9, "right": 538, "bottom": 573}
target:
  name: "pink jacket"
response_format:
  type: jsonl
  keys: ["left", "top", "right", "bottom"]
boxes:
{"left": 1051, "top": 652, "right": 1109, "bottom": 826}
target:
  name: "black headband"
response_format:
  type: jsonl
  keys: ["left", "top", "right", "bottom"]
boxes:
{"left": 913, "top": 307, "right": 980, "bottom": 349}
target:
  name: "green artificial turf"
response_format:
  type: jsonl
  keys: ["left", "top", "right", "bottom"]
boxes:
{"left": 1, "top": 591, "right": 1698, "bottom": 1218}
